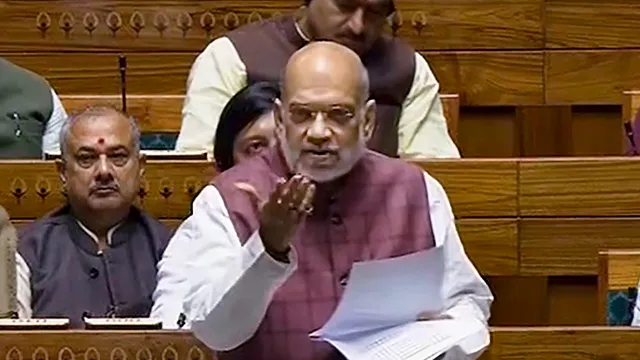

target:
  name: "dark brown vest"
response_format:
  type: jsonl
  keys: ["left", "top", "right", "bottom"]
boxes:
{"left": 211, "top": 146, "right": 435, "bottom": 360}
{"left": 226, "top": 16, "right": 416, "bottom": 158}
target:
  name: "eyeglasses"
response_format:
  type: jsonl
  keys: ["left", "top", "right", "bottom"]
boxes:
{"left": 288, "top": 104, "right": 356, "bottom": 125}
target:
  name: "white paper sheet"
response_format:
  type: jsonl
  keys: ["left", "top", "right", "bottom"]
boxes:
{"left": 311, "top": 247, "right": 446, "bottom": 340}
{"left": 309, "top": 247, "right": 486, "bottom": 359}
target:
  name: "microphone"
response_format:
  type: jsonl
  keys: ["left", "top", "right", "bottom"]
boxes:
{"left": 118, "top": 54, "right": 127, "bottom": 113}
{"left": 624, "top": 121, "right": 638, "bottom": 156}
{"left": 0, "top": 206, "right": 17, "bottom": 319}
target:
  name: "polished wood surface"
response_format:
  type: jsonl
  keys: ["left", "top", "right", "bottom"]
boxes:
{"left": 0, "top": 331, "right": 212, "bottom": 360}
{"left": 0, "top": 1, "right": 542, "bottom": 52}
{"left": 482, "top": 326, "right": 640, "bottom": 359}
{"left": 60, "top": 95, "right": 184, "bottom": 133}
{"left": 0, "top": 161, "right": 213, "bottom": 219}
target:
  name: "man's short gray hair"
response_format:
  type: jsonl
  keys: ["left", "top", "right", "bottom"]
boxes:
{"left": 59, "top": 105, "right": 141, "bottom": 159}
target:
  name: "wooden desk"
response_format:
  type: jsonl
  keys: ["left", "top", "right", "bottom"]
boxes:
{"left": 0, "top": 331, "right": 212, "bottom": 360}
{"left": 483, "top": 326, "right": 640, "bottom": 359}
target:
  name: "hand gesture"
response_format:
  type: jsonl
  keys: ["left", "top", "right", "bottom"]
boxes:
{"left": 235, "top": 175, "right": 316, "bottom": 259}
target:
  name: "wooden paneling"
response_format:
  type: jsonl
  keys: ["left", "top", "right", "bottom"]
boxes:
{"left": 546, "top": 50, "right": 640, "bottom": 105}
{"left": 570, "top": 105, "right": 623, "bottom": 156}
{"left": 0, "top": 161, "right": 212, "bottom": 219}
{"left": 425, "top": 51, "right": 544, "bottom": 106}
{"left": 61, "top": 95, "right": 184, "bottom": 132}
{"left": 482, "top": 327, "right": 640, "bottom": 359}
{"left": 457, "top": 107, "right": 519, "bottom": 158}
{"left": 546, "top": 1, "right": 640, "bottom": 48}
{"left": 457, "top": 219, "right": 518, "bottom": 276}
{"left": 547, "top": 276, "right": 599, "bottom": 325}
{"left": 519, "top": 158, "right": 640, "bottom": 216}
{"left": 517, "top": 106, "right": 573, "bottom": 156}
{"left": 486, "top": 276, "right": 549, "bottom": 326}
{"left": 520, "top": 218, "right": 640, "bottom": 276}
{"left": 417, "top": 159, "right": 519, "bottom": 217}
{"left": 3, "top": 51, "right": 544, "bottom": 107}
{"left": 0, "top": 0, "right": 542, "bottom": 52}
{"left": 1, "top": 53, "right": 194, "bottom": 95}
{"left": 0, "top": 331, "right": 211, "bottom": 359}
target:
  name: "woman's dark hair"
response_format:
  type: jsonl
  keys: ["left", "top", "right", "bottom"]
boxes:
{"left": 213, "top": 81, "right": 280, "bottom": 171}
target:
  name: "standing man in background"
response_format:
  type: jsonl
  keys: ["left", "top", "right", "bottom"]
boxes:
{"left": 0, "top": 58, "right": 67, "bottom": 158}
{"left": 177, "top": 0, "right": 459, "bottom": 160}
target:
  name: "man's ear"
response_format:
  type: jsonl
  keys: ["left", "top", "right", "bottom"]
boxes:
{"left": 273, "top": 98, "right": 287, "bottom": 136}
{"left": 138, "top": 152, "right": 147, "bottom": 178}
{"left": 55, "top": 159, "right": 67, "bottom": 184}
{"left": 362, "top": 99, "right": 376, "bottom": 142}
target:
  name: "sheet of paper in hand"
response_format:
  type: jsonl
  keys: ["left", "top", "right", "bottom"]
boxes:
{"left": 309, "top": 247, "right": 484, "bottom": 360}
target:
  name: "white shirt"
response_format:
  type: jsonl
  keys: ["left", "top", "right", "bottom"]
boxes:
{"left": 175, "top": 37, "right": 460, "bottom": 160}
{"left": 41, "top": 88, "right": 67, "bottom": 157}
{"left": 16, "top": 221, "right": 120, "bottom": 318}
{"left": 152, "top": 172, "right": 493, "bottom": 359}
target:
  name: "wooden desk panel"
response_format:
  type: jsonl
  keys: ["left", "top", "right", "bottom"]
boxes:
{"left": 61, "top": 95, "right": 184, "bottom": 133}
{"left": 0, "top": 1, "right": 542, "bottom": 52}
{"left": 2, "top": 52, "right": 544, "bottom": 107}
{"left": 0, "top": 331, "right": 212, "bottom": 360}
{"left": 519, "top": 158, "right": 640, "bottom": 216}
{"left": 418, "top": 159, "right": 518, "bottom": 217}
{"left": 0, "top": 161, "right": 213, "bottom": 219}
{"left": 520, "top": 218, "right": 640, "bottom": 276}
{"left": 458, "top": 219, "right": 519, "bottom": 276}
{"left": 546, "top": 1, "right": 640, "bottom": 48}
{"left": 484, "top": 326, "right": 640, "bottom": 359}
{"left": 546, "top": 50, "right": 640, "bottom": 104}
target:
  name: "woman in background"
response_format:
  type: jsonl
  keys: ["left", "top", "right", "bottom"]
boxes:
{"left": 213, "top": 81, "right": 279, "bottom": 171}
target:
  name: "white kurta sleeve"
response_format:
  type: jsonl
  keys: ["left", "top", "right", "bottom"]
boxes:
{"left": 153, "top": 185, "right": 297, "bottom": 350}
{"left": 423, "top": 172, "right": 493, "bottom": 359}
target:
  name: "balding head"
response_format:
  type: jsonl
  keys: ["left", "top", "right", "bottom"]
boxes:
{"left": 274, "top": 41, "right": 376, "bottom": 183}
{"left": 281, "top": 41, "right": 369, "bottom": 104}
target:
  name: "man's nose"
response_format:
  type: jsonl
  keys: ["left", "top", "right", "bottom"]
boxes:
{"left": 94, "top": 155, "right": 113, "bottom": 179}
{"left": 347, "top": 8, "right": 365, "bottom": 35}
{"left": 306, "top": 113, "right": 332, "bottom": 144}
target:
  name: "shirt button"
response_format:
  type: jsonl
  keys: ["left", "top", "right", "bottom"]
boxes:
{"left": 88, "top": 268, "right": 99, "bottom": 279}
{"left": 329, "top": 195, "right": 337, "bottom": 204}
{"left": 331, "top": 213, "right": 342, "bottom": 225}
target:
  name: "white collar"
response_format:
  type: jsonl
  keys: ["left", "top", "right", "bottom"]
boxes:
{"left": 76, "top": 220, "right": 122, "bottom": 247}
{"left": 294, "top": 19, "right": 311, "bottom": 42}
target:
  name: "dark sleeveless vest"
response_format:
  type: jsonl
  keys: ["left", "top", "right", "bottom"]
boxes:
{"left": 226, "top": 16, "right": 416, "bottom": 158}
{"left": 210, "top": 146, "right": 435, "bottom": 360}
{"left": 18, "top": 205, "right": 172, "bottom": 328}
{"left": 0, "top": 58, "right": 53, "bottom": 159}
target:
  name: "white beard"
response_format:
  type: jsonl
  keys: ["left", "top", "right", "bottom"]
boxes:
{"left": 278, "top": 134, "right": 366, "bottom": 183}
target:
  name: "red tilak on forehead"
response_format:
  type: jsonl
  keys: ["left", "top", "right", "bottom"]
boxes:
{"left": 97, "top": 138, "right": 105, "bottom": 144}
